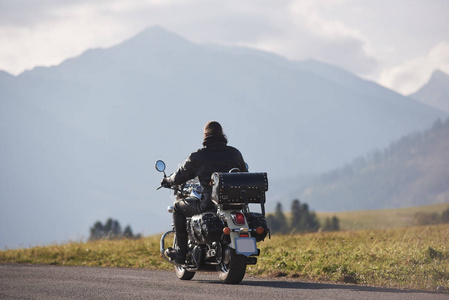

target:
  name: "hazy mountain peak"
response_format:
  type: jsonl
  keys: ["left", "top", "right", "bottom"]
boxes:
{"left": 116, "top": 26, "right": 192, "bottom": 51}
{"left": 134, "top": 26, "right": 185, "bottom": 40}
{"left": 410, "top": 69, "right": 449, "bottom": 113}
{"left": 430, "top": 69, "right": 449, "bottom": 83}
{"left": 17, "top": 26, "right": 194, "bottom": 79}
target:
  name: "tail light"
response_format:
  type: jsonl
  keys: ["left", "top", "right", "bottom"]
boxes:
{"left": 231, "top": 212, "right": 246, "bottom": 225}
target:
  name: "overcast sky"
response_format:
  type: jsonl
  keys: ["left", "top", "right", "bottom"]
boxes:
{"left": 1, "top": 0, "right": 448, "bottom": 95}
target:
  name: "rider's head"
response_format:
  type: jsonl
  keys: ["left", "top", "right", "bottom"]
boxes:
{"left": 203, "top": 121, "right": 227, "bottom": 145}
{"left": 204, "top": 121, "right": 223, "bottom": 137}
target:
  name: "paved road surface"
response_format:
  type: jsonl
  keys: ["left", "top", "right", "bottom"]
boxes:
{"left": 0, "top": 264, "right": 447, "bottom": 299}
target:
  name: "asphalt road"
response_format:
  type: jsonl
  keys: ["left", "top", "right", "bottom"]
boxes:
{"left": 0, "top": 264, "right": 447, "bottom": 299}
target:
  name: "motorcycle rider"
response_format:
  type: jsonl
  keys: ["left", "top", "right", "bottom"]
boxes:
{"left": 161, "top": 121, "right": 247, "bottom": 264}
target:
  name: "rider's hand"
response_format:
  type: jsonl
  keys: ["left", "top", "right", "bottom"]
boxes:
{"left": 161, "top": 177, "right": 171, "bottom": 188}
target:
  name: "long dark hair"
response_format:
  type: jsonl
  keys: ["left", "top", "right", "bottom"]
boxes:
{"left": 203, "top": 121, "right": 227, "bottom": 146}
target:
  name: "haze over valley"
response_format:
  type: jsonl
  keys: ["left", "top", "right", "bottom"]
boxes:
{"left": 1, "top": 27, "right": 448, "bottom": 249}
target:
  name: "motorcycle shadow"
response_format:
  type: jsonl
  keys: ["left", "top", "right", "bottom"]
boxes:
{"left": 198, "top": 277, "right": 431, "bottom": 295}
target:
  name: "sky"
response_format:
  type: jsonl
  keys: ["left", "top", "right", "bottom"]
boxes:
{"left": 0, "top": 0, "right": 448, "bottom": 95}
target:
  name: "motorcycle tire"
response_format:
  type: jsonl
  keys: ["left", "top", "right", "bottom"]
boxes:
{"left": 174, "top": 264, "right": 195, "bottom": 280}
{"left": 173, "top": 237, "right": 195, "bottom": 280}
{"left": 217, "top": 247, "right": 247, "bottom": 284}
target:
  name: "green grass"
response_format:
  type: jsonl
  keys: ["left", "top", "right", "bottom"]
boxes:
{"left": 316, "top": 202, "right": 449, "bottom": 231}
{"left": 0, "top": 236, "right": 173, "bottom": 270}
{"left": 1, "top": 224, "right": 449, "bottom": 291}
{"left": 249, "top": 224, "right": 449, "bottom": 291}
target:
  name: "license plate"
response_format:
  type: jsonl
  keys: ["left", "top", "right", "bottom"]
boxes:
{"left": 235, "top": 237, "right": 257, "bottom": 256}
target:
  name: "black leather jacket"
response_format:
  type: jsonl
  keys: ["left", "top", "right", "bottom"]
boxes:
{"left": 167, "top": 138, "right": 247, "bottom": 196}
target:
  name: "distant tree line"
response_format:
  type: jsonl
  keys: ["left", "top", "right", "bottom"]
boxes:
{"left": 322, "top": 216, "right": 341, "bottom": 232}
{"left": 89, "top": 218, "right": 141, "bottom": 241}
{"left": 266, "top": 199, "right": 340, "bottom": 234}
{"left": 413, "top": 207, "right": 449, "bottom": 226}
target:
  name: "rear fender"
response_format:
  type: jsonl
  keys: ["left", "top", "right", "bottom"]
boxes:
{"left": 221, "top": 210, "right": 248, "bottom": 249}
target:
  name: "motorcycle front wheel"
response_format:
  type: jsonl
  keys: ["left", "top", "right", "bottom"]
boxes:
{"left": 173, "top": 237, "right": 195, "bottom": 280}
{"left": 218, "top": 247, "right": 247, "bottom": 284}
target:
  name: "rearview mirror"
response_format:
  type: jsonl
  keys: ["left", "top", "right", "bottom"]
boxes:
{"left": 155, "top": 160, "right": 166, "bottom": 172}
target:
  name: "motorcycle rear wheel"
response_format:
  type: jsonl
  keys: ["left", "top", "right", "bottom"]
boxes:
{"left": 173, "top": 237, "right": 195, "bottom": 280}
{"left": 218, "top": 247, "right": 247, "bottom": 284}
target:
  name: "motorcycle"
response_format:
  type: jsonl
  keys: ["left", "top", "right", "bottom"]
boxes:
{"left": 155, "top": 160, "right": 270, "bottom": 284}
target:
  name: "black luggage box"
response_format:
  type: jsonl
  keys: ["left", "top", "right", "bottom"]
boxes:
{"left": 211, "top": 172, "right": 268, "bottom": 205}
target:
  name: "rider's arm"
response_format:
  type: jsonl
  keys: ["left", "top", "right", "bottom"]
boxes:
{"left": 167, "top": 154, "right": 196, "bottom": 185}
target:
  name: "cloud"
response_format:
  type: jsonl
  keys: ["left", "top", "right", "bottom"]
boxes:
{"left": 379, "top": 41, "right": 449, "bottom": 95}
{"left": 290, "top": 0, "right": 378, "bottom": 75}
{"left": 0, "top": 0, "right": 447, "bottom": 95}
{"left": 208, "top": 0, "right": 379, "bottom": 76}
{"left": 0, "top": 0, "right": 139, "bottom": 74}
{"left": 0, "top": 0, "right": 380, "bottom": 76}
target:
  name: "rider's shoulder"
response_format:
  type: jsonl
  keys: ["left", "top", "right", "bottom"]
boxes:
{"left": 226, "top": 145, "right": 243, "bottom": 154}
{"left": 192, "top": 147, "right": 205, "bottom": 154}
{"left": 189, "top": 148, "right": 205, "bottom": 159}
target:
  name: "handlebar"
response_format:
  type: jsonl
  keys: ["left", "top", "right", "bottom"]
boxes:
{"left": 157, "top": 182, "right": 202, "bottom": 200}
{"left": 156, "top": 184, "right": 182, "bottom": 192}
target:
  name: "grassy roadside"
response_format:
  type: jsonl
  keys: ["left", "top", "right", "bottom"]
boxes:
{"left": 1, "top": 224, "right": 448, "bottom": 291}
{"left": 315, "top": 202, "right": 449, "bottom": 231}
{"left": 249, "top": 224, "right": 449, "bottom": 291}
{"left": 0, "top": 235, "right": 173, "bottom": 270}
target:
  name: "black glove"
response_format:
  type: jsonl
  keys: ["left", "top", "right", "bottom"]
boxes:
{"left": 161, "top": 177, "right": 171, "bottom": 188}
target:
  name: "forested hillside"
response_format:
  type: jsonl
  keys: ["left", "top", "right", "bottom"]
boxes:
{"left": 298, "top": 118, "right": 449, "bottom": 211}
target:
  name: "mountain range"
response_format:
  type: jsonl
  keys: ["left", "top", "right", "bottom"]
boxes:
{"left": 275, "top": 118, "right": 449, "bottom": 212}
{"left": 0, "top": 26, "right": 447, "bottom": 249}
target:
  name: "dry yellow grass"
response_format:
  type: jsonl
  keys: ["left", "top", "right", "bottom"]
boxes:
{"left": 1, "top": 224, "right": 448, "bottom": 291}
{"left": 316, "top": 203, "right": 449, "bottom": 230}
